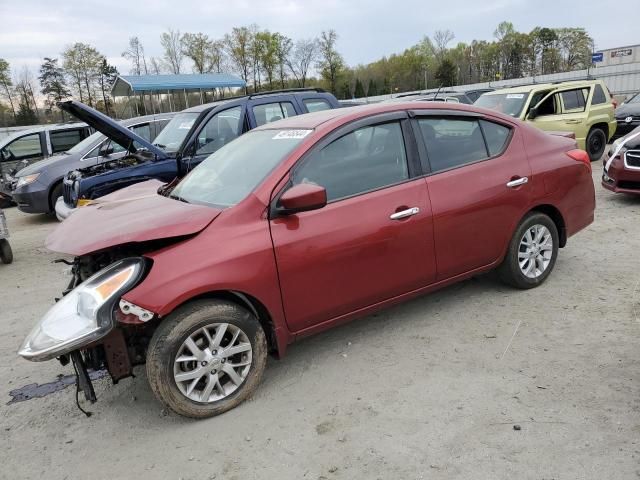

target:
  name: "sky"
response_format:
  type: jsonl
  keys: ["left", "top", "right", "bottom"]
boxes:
{"left": 0, "top": 0, "right": 634, "bottom": 79}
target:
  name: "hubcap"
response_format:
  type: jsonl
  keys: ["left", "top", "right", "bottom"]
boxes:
{"left": 589, "top": 133, "right": 603, "bottom": 155}
{"left": 173, "top": 323, "right": 252, "bottom": 403}
{"left": 518, "top": 224, "right": 553, "bottom": 279}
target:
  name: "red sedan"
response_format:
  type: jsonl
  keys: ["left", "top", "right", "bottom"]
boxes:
{"left": 19, "top": 102, "right": 595, "bottom": 418}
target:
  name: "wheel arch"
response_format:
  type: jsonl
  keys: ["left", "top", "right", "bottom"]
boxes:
{"left": 165, "top": 290, "right": 282, "bottom": 358}
{"left": 589, "top": 121, "right": 609, "bottom": 139}
{"left": 527, "top": 204, "right": 567, "bottom": 248}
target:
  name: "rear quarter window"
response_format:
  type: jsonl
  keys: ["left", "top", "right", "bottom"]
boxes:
{"left": 303, "top": 99, "right": 332, "bottom": 113}
{"left": 480, "top": 120, "right": 511, "bottom": 156}
{"left": 592, "top": 84, "right": 608, "bottom": 105}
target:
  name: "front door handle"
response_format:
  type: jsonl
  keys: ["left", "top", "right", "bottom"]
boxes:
{"left": 390, "top": 207, "right": 420, "bottom": 220}
{"left": 506, "top": 177, "right": 528, "bottom": 188}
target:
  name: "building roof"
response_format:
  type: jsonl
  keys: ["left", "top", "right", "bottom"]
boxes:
{"left": 111, "top": 74, "right": 246, "bottom": 96}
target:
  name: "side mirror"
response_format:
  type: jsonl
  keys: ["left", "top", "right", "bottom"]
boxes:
{"left": 528, "top": 106, "right": 538, "bottom": 120}
{"left": 100, "top": 145, "right": 114, "bottom": 157}
{"left": 278, "top": 183, "right": 327, "bottom": 215}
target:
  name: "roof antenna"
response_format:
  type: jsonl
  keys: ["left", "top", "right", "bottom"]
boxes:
{"left": 433, "top": 85, "right": 443, "bottom": 101}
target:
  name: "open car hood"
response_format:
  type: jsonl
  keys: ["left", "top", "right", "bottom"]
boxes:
{"left": 46, "top": 180, "right": 221, "bottom": 256}
{"left": 58, "top": 101, "right": 168, "bottom": 159}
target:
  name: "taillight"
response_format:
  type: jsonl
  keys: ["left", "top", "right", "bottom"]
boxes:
{"left": 566, "top": 149, "right": 591, "bottom": 172}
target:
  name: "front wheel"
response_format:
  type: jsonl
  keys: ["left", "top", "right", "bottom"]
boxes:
{"left": 497, "top": 212, "right": 559, "bottom": 289}
{"left": 146, "top": 300, "right": 268, "bottom": 418}
{"left": 0, "top": 239, "right": 13, "bottom": 264}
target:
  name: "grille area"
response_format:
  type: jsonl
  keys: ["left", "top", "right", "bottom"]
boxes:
{"left": 625, "top": 150, "right": 640, "bottom": 168}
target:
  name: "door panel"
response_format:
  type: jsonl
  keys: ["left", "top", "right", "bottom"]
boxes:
{"left": 271, "top": 179, "right": 435, "bottom": 331}
{"left": 417, "top": 118, "right": 531, "bottom": 279}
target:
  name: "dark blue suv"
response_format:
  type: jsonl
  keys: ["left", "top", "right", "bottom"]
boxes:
{"left": 57, "top": 89, "right": 340, "bottom": 219}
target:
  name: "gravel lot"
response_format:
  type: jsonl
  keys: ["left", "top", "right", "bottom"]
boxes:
{"left": 0, "top": 168, "right": 638, "bottom": 480}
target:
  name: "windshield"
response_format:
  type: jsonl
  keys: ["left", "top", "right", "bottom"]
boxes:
{"left": 169, "top": 129, "right": 311, "bottom": 208}
{"left": 153, "top": 112, "right": 199, "bottom": 153}
{"left": 66, "top": 130, "right": 104, "bottom": 154}
{"left": 475, "top": 93, "right": 528, "bottom": 117}
{"left": 626, "top": 93, "right": 640, "bottom": 104}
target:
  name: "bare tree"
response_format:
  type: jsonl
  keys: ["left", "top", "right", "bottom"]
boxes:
{"left": 210, "top": 40, "right": 226, "bottom": 73}
{"left": 273, "top": 33, "right": 292, "bottom": 88}
{"left": 434, "top": 30, "right": 455, "bottom": 57}
{"left": 149, "top": 57, "right": 162, "bottom": 75}
{"left": 122, "top": 36, "right": 148, "bottom": 75}
{"left": 0, "top": 58, "right": 16, "bottom": 120}
{"left": 160, "top": 29, "right": 184, "bottom": 74}
{"left": 287, "top": 38, "right": 318, "bottom": 88}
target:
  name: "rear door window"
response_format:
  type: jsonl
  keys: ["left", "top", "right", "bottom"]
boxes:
{"left": 303, "top": 99, "right": 332, "bottom": 113}
{"left": 252, "top": 102, "right": 296, "bottom": 126}
{"left": 417, "top": 118, "right": 488, "bottom": 173}
{"left": 479, "top": 120, "right": 511, "bottom": 156}
{"left": 50, "top": 128, "right": 84, "bottom": 153}
{"left": 592, "top": 84, "right": 608, "bottom": 105}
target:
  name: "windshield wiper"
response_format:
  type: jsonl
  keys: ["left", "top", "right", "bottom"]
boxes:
{"left": 169, "top": 193, "right": 190, "bottom": 204}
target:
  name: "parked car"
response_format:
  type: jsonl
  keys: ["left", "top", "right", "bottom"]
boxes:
{"left": 55, "top": 89, "right": 340, "bottom": 220}
{"left": 0, "top": 123, "right": 91, "bottom": 197}
{"left": 393, "top": 89, "right": 493, "bottom": 105}
{"left": 19, "top": 101, "right": 595, "bottom": 418}
{"left": 612, "top": 92, "right": 640, "bottom": 140}
{"left": 602, "top": 125, "right": 640, "bottom": 195}
{"left": 474, "top": 80, "right": 617, "bottom": 161}
{"left": 11, "top": 114, "right": 174, "bottom": 216}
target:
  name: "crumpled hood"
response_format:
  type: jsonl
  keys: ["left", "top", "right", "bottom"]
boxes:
{"left": 46, "top": 180, "right": 221, "bottom": 256}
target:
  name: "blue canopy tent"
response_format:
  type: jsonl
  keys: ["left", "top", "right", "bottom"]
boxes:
{"left": 111, "top": 74, "right": 247, "bottom": 116}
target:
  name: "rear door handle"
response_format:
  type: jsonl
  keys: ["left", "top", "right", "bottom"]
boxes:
{"left": 506, "top": 177, "right": 528, "bottom": 188}
{"left": 390, "top": 207, "right": 420, "bottom": 220}
{"left": 564, "top": 119, "right": 581, "bottom": 124}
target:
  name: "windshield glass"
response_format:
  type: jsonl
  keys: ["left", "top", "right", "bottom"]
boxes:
{"left": 153, "top": 112, "right": 199, "bottom": 153}
{"left": 66, "top": 130, "right": 104, "bottom": 154}
{"left": 169, "top": 129, "right": 311, "bottom": 208}
{"left": 475, "top": 93, "right": 528, "bottom": 117}
{"left": 627, "top": 93, "right": 640, "bottom": 104}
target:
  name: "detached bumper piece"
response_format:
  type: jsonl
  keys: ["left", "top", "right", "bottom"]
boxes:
{"left": 70, "top": 351, "right": 96, "bottom": 417}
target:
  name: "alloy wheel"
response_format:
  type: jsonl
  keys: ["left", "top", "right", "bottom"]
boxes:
{"left": 518, "top": 224, "right": 553, "bottom": 279}
{"left": 173, "top": 323, "right": 252, "bottom": 403}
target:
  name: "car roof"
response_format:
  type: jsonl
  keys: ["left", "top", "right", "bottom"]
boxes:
{"left": 0, "top": 122, "right": 88, "bottom": 147}
{"left": 181, "top": 89, "right": 333, "bottom": 113}
{"left": 253, "top": 101, "right": 517, "bottom": 132}
{"left": 487, "top": 80, "right": 601, "bottom": 95}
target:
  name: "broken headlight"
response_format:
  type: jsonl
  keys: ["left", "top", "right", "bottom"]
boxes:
{"left": 18, "top": 258, "right": 146, "bottom": 361}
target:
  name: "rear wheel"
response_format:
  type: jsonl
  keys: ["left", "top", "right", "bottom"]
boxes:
{"left": 498, "top": 212, "right": 558, "bottom": 289}
{"left": 0, "top": 239, "right": 13, "bottom": 264}
{"left": 146, "top": 300, "right": 267, "bottom": 418}
{"left": 586, "top": 127, "right": 607, "bottom": 162}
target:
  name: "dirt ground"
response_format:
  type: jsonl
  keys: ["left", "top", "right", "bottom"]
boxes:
{"left": 0, "top": 168, "right": 638, "bottom": 480}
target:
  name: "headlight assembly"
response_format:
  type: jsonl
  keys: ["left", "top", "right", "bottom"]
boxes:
{"left": 18, "top": 257, "right": 147, "bottom": 361}
{"left": 15, "top": 173, "right": 40, "bottom": 189}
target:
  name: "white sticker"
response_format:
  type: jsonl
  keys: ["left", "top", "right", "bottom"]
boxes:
{"left": 506, "top": 93, "right": 525, "bottom": 99}
{"left": 178, "top": 120, "right": 195, "bottom": 129}
{"left": 272, "top": 129, "right": 312, "bottom": 140}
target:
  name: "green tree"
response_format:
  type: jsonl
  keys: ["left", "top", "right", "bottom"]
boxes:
{"left": 97, "top": 58, "right": 118, "bottom": 116}
{"left": 182, "top": 32, "right": 214, "bottom": 74}
{"left": 317, "top": 30, "right": 345, "bottom": 95}
{"left": 0, "top": 59, "right": 16, "bottom": 121}
{"left": 354, "top": 78, "right": 365, "bottom": 98}
{"left": 39, "top": 57, "right": 71, "bottom": 120}
{"left": 367, "top": 78, "right": 378, "bottom": 96}
{"left": 225, "top": 26, "right": 253, "bottom": 93}
{"left": 62, "top": 42, "right": 103, "bottom": 106}
{"left": 435, "top": 58, "right": 457, "bottom": 86}
{"left": 273, "top": 33, "right": 292, "bottom": 88}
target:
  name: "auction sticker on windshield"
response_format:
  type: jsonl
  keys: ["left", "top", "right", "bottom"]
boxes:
{"left": 272, "top": 130, "right": 312, "bottom": 140}
{"left": 507, "top": 94, "right": 525, "bottom": 99}
{"left": 179, "top": 120, "right": 195, "bottom": 129}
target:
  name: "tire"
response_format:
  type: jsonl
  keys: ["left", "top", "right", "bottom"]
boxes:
{"left": 586, "top": 127, "right": 607, "bottom": 162}
{"left": 146, "top": 299, "right": 268, "bottom": 419}
{"left": 48, "top": 183, "right": 63, "bottom": 216}
{"left": 0, "top": 239, "right": 13, "bottom": 264}
{"left": 497, "top": 212, "right": 559, "bottom": 289}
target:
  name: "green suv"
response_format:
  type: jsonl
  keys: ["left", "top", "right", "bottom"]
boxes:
{"left": 475, "top": 80, "right": 617, "bottom": 161}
